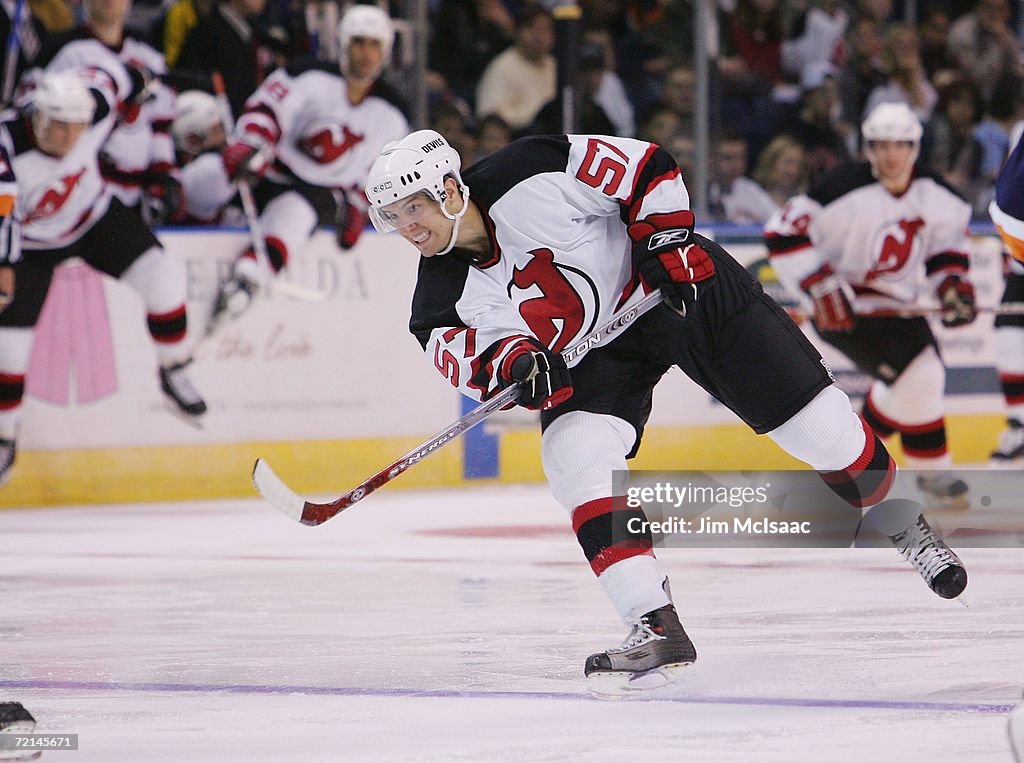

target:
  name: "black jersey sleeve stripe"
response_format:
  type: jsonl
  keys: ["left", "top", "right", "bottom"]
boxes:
{"left": 409, "top": 252, "right": 473, "bottom": 350}
{"left": 924, "top": 251, "right": 969, "bottom": 275}
{"left": 620, "top": 145, "right": 680, "bottom": 225}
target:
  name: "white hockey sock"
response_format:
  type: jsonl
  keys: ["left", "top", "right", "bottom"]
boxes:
{"left": 598, "top": 554, "right": 672, "bottom": 622}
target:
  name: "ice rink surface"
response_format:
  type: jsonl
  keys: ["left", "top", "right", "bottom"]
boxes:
{"left": 1, "top": 483, "right": 1022, "bottom": 762}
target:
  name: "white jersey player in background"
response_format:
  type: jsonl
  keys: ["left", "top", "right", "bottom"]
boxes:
{"left": 0, "top": 69, "right": 206, "bottom": 486}
{"left": 209, "top": 4, "right": 409, "bottom": 327}
{"left": 986, "top": 129, "right": 1024, "bottom": 465}
{"left": 43, "top": 0, "right": 183, "bottom": 226}
{"left": 170, "top": 89, "right": 236, "bottom": 224}
{"left": 765, "top": 102, "right": 976, "bottom": 509}
{"left": 364, "top": 129, "right": 968, "bottom": 696}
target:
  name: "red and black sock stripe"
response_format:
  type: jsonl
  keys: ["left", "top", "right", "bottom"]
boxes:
{"left": 899, "top": 418, "right": 947, "bottom": 459}
{"left": 571, "top": 497, "right": 654, "bottom": 575}
{"left": 819, "top": 418, "right": 895, "bottom": 508}
{"left": 1000, "top": 372, "right": 1024, "bottom": 407}
{"left": 862, "top": 391, "right": 897, "bottom": 438}
{"left": 147, "top": 305, "right": 187, "bottom": 344}
{"left": 0, "top": 372, "right": 25, "bottom": 411}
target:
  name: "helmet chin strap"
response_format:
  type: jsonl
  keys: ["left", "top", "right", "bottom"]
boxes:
{"left": 436, "top": 185, "right": 470, "bottom": 256}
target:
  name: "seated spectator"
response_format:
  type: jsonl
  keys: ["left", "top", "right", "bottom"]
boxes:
{"left": 837, "top": 15, "right": 885, "bottom": 150}
{"left": 472, "top": 112, "right": 512, "bottom": 164}
{"left": 778, "top": 62, "right": 849, "bottom": 187}
{"left": 753, "top": 134, "right": 809, "bottom": 207}
{"left": 528, "top": 41, "right": 616, "bottom": 136}
{"left": 923, "top": 75, "right": 985, "bottom": 208}
{"left": 431, "top": 98, "right": 477, "bottom": 165}
{"left": 946, "top": 0, "right": 1023, "bottom": 103}
{"left": 707, "top": 130, "right": 779, "bottom": 224}
{"left": 583, "top": 26, "right": 635, "bottom": 137}
{"left": 656, "top": 63, "right": 695, "bottom": 138}
{"left": 475, "top": 3, "right": 556, "bottom": 132}
{"left": 637, "top": 104, "right": 681, "bottom": 150}
{"left": 863, "top": 23, "right": 937, "bottom": 124}
{"left": 162, "top": 0, "right": 214, "bottom": 68}
{"left": 918, "top": 6, "right": 953, "bottom": 81}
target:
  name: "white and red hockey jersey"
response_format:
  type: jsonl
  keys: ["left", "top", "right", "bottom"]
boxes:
{"left": 411, "top": 134, "right": 688, "bottom": 403}
{"left": 1, "top": 71, "right": 120, "bottom": 250}
{"left": 764, "top": 163, "right": 972, "bottom": 307}
{"left": 236, "top": 62, "right": 409, "bottom": 197}
{"left": 46, "top": 32, "right": 178, "bottom": 209}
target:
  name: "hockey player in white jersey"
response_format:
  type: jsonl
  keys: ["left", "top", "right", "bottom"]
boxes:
{"left": 44, "top": 0, "right": 183, "bottom": 226}
{"left": 365, "top": 129, "right": 968, "bottom": 696}
{"left": 210, "top": 3, "right": 409, "bottom": 327}
{"left": 170, "top": 89, "right": 235, "bottom": 224}
{"left": 0, "top": 69, "right": 206, "bottom": 486}
{"left": 765, "top": 102, "right": 976, "bottom": 509}
{"left": 987, "top": 129, "right": 1024, "bottom": 465}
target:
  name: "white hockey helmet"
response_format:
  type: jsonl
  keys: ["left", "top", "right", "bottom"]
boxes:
{"left": 365, "top": 129, "right": 469, "bottom": 254}
{"left": 172, "top": 90, "right": 221, "bottom": 152}
{"left": 338, "top": 4, "right": 394, "bottom": 80}
{"left": 861, "top": 102, "right": 923, "bottom": 144}
{"left": 30, "top": 70, "right": 95, "bottom": 125}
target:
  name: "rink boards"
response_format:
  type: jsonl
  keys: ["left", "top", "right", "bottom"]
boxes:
{"left": 0, "top": 226, "right": 1010, "bottom": 507}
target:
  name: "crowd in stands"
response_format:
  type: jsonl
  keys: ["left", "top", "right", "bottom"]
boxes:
{"left": 2, "top": 0, "right": 1023, "bottom": 226}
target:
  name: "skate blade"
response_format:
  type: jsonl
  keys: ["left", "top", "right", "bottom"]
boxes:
{"left": 587, "top": 662, "right": 695, "bottom": 700}
{"left": 0, "top": 722, "right": 41, "bottom": 761}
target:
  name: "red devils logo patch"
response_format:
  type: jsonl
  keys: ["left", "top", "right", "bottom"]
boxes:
{"left": 26, "top": 169, "right": 87, "bottom": 223}
{"left": 299, "top": 124, "right": 363, "bottom": 164}
{"left": 868, "top": 218, "right": 925, "bottom": 279}
{"left": 510, "top": 249, "right": 597, "bottom": 353}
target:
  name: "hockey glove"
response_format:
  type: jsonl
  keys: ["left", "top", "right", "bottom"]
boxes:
{"left": 800, "top": 264, "right": 855, "bottom": 332}
{"left": 936, "top": 274, "right": 976, "bottom": 327}
{"left": 335, "top": 197, "right": 368, "bottom": 250}
{"left": 142, "top": 174, "right": 185, "bottom": 227}
{"left": 222, "top": 141, "right": 271, "bottom": 183}
{"left": 627, "top": 211, "right": 715, "bottom": 315}
{"left": 498, "top": 338, "right": 574, "bottom": 411}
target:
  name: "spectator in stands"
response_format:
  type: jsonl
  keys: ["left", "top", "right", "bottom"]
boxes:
{"left": 753, "top": 135, "right": 809, "bottom": 207}
{"left": 946, "top": 0, "right": 1023, "bottom": 104}
{"left": 528, "top": 41, "right": 616, "bottom": 136}
{"left": 475, "top": 3, "right": 556, "bottom": 132}
{"left": 863, "top": 23, "right": 937, "bottom": 125}
{"left": 582, "top": 26, "right": 635, "bottom": 137}
{"left": 778, "top": 62, "right": 849, "bottom": 187}
{"left": 656, "top": 63, "right": 695, "bottom": 139}
{"left": 431, "top": 99, "right": 477, "bottom": 166}
{"left": 781, "top": 0, "right": 848, "bottom": 84}
{"left": 707, "top": 130, "right": 779, "bottom": 224}
{"left": 637, "top": 105, "right": 681, "bottom": 151}
{"left": 837, "top": 15, "right": 885, "bottom": 152}
{"left": 162, "top": 0, "right": 214, "bottom": 68}
{"left": 923, "top": 75, "right": 985, "bottom": 208}
{"left": 429, "top": 0, "right": 515, "bottom": 111}
{"left": 175, "top": 0, "right": 277, "bottom": 118}
{"left": 918, "top": 6, "right": 954, "bottom": 81}
{"left": 472, "top": 112, "right": 512, "bottom": 164}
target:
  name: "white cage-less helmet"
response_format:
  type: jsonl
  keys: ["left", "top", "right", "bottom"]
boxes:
{"left": 172, "top": 90, "right": 221, "bottom": 152}
{"left": 861, "top": 102, "right": 923, "bottom": 144}
{"left": 366, "top": 129, "right": 469, "bottom": 255}
{"left": 31, "top": 70, "right": 95, "bottom": 125}
{"left": 338, "top": 4, "right": 394, "bottom": 81}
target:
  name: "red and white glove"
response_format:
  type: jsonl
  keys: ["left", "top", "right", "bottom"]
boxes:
{"left": 498, "top": 337, "right": 574, "bottom": 410}
{"left": 627, "top": 211, "right": 715, "bottom": 315}
{"left": 936, "top": 274, "right": 976, "bottom": 327}
{"left": 221, "top": 140, "right": 271, "bottom": 183}
{"left": 800, "top": 264, "right": 855, "bottom": 332}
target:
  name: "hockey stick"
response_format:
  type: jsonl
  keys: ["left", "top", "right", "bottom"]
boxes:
{"left": 253, "top": 289, "right": 667, "bottom": 526}
{"left": 210, "top": 72, "right": 327, "bottom": 302}
{"left": 1, "top": 0, "right": 27, "bottom": 105}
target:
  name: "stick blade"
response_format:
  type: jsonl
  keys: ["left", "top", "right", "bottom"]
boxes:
{"left": 252, "top": 458, "right": 307, "bottom": 523}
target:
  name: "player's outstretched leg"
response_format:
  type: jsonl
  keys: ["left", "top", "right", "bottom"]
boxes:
{"left": 584, "top": 603, "right": 697, "bottom": 698}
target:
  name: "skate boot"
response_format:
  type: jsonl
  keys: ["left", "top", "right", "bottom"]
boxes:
{"left": 990, "top": 419, "right": 1024, "bottom": 468}
{"left": 889, "top": 514, "right": 968, "bottom": 599}
{"left": 208, "top": 271, "right": 259, "bottom": 336}
{"left": 0, "top": 439, "right": 15, "bottom": 488}
{"left": 0, "top": 701, "right": 39, "bottom": 760}
{"left": 915, "top": 471, "right": 969, "bottom": 510}
{"left": 585, "top": 604, "right": 697, "bottom": 698}
{"left": 159, "top": 362, "right": 207, "bottom": 418}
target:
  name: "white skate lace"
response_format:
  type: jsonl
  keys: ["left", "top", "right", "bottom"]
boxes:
{"left": 893, "top": 519, "right": 957, "bottom": 581}
{"left": 608, "top": 619, "right": 665, "bottom": 653}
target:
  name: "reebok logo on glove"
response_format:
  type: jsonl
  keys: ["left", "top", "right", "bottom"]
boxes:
{"left": 648, "top": 229, "right": 690, "bottom": 250}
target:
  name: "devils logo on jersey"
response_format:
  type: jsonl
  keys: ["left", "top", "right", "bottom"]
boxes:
{"left": 509, "top": 248, "right": 598, "bottom": 352}
{"left": 867, "top": 218, "right": 925, "bottom": 279}
{"left": 25, "top": 169, "right": 87, "bottom": 223}
{"left": 299, "top": 123, "right": 363, "bottom": 164}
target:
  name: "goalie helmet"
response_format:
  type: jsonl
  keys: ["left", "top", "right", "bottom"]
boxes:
{"left": 30, "top": 71, "right": 95, "bottom": 125}
{"left": 365, "top": 129, "right": 469, "bottom": 255}
{"left": 337, "top": 4, "right": 394, "bottom": 81}
{"left": 172, "top": 90, "right": 221, "bottom": 152}
{"left": 861, "top": 102, "right": 922, "bottom": 144}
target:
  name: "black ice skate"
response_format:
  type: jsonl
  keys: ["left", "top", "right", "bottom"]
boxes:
{"left": 990, "top": 419, "right": 1024, "bottom": 467}
{"left": 159, "top": 362, "right": 208, "bottom": 419}
{"left": 889, "top": 514, "right": 968, "bottom": 599}
{"left": 207, "top": 273, "right": 259, "bottom": 337}
{"left": 916, "top": 471, "right": 969, "bottom": 510}
{"left": 585, "top": 604, "right": 697, "bottom": 698}
{"left": 0, "top": 439, "right": 15, "bottom": 487}
{"left": 0, "top": 701, "right": 40, "bottom": 761}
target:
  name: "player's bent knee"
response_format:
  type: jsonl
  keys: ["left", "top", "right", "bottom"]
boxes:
{"left": 542, "top": 411, "right": 636, "bottom": 510}
{"left": 122, "top": 246, "right": 187, "bottom": 313}
{"left": 767, "top": 385, "right": 866, "bottom": 471}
